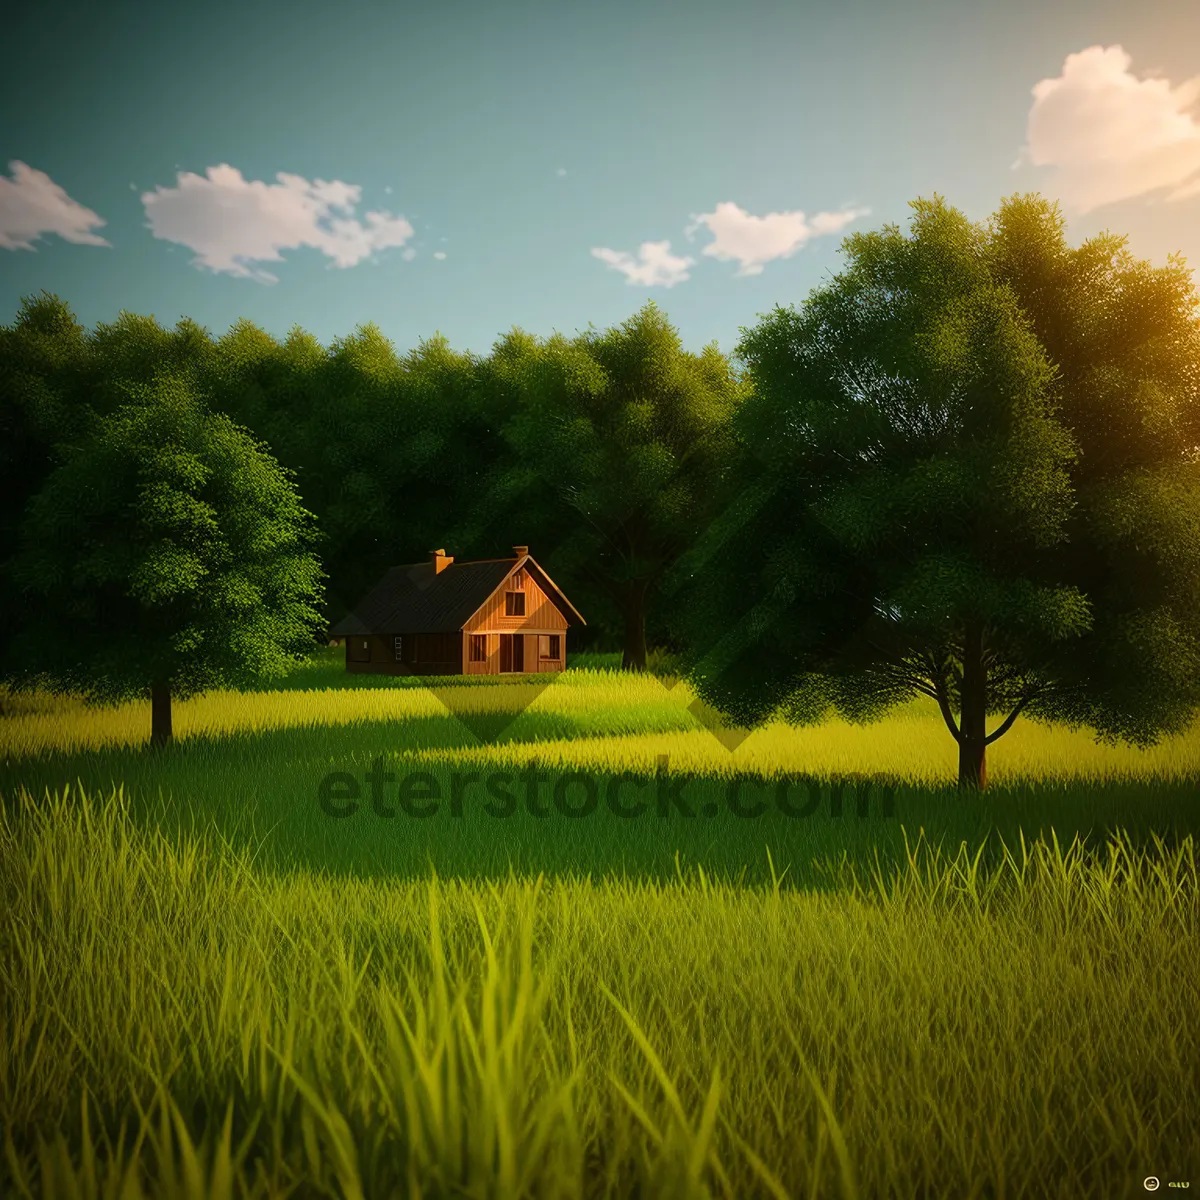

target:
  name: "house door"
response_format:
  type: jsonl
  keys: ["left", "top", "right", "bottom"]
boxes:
{"left": 499, "top": 634, "right": 524, "bottom": 672}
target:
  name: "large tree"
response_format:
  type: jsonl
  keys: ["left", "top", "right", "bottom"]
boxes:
{"left": 3, "top": 372, "right": 326, "bottom": 746}
{"left": 489, "top": 302, "right": 748, "bottom": 669}
{"left": 673, "top": 194, "right": 1200, "bottom": 790}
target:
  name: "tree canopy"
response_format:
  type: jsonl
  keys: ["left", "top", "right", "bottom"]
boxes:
{"left": 672, "top": 194, "right": 1200, "bottom": 789}
{"left": 489, "top": 302, "right": 748, "bottom": 668}
{"left": 5, "top": 372, "right": 326, "bottom": 744}
{"left": 200, "top": 320, "right": 506, "bottom": 625}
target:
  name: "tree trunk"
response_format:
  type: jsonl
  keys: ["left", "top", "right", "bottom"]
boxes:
{"left": 957, "top": 622, "right": 987, "bottom": 791}
{"left": 622, "top": 579, "right": 649, "bottom": 672}
{"left": 150, "top": 680, "right": 173, "bottom": 748}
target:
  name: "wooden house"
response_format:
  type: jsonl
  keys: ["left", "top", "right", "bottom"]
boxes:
{"left": 330, "top": 546, "right": 586, "bottom": 675}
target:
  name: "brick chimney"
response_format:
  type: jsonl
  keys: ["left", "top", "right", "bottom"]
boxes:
{"left": 430, "top": 548, "right": 454, "bottom": 573}
{"left": 513, "top": 544, "right": 529, "bottom": 559}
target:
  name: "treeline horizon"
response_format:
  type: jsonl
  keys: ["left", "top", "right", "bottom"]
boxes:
{"left": 1, "top": 287, "right": 739, "bottom": 662}
{"left": 3, "top": 190, "right": 1199, "bottom": 789}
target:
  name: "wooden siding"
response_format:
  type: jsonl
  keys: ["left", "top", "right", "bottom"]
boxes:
{"left": 461, "top": 631, "right": 566, "bottom": 675}
{"left": 344, "top": 633, "right": 464, "bottom": 675}
{"left": 344, "top": 635, "right": 389, "bottom": 674}
{"left": 463, "top": 569, "right": 568, "bottom": 634}
{"left": 462, "top": 568, "right": 567, "bottom": 674}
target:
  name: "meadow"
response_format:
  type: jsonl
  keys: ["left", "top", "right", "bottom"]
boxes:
{"left": 1, "top": 649, "right": 1199, "bottom": 1197}
{"left": 3, "top": 648, "right": 1199, "bottom": 888}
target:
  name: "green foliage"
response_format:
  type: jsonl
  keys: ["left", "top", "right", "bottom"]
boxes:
{"left": 0, "top": 292, "right": 228, "bottom": 587}
{"left": 676, "top": 193, "right": 1200, "bottom": 776}
{"left": 88, "top": 307, "right": 218, "bottom": 414}
{"left": 0, "top": 294, "right": 97, "bottom": 546}
{"left": 982, "top": 195, "right": 1200, "bottom": 746}
{"left": 0, "top": 294, "right": 102, "bottom": 683}
{"left": 489, "top": 302, "right": 748, "bottom": 664}
{"left": 199, "top": 320, "right": 508, "bottom": 623}
{"left": 4, "top": 373, "right": 326, "bottom": 704}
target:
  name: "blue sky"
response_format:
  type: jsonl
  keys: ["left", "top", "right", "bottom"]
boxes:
{"left": 2, "top": 0, "right": 1199, "bottom": 360}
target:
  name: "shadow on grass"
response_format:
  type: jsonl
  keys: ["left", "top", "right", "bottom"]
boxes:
{"left": 3, "top": 712, "right": 1198, "bottom": 892}
{"left": 1, "top": 701, "right": 705, "bottom": 770}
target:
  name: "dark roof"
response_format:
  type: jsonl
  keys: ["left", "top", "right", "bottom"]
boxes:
{"left": 330, "top": 555, "right": 585, "bottom": 636}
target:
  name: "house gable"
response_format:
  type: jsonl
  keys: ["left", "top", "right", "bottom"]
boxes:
{"left": 463, "top": 563, "right": 569, "bottom": 633}
{"left": 330, "top": 551, "right": 586, "bottom": 640}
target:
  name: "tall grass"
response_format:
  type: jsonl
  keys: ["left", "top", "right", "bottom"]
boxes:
{"left": 3, "top": 655, "right": 1198, "bottom": 1194}
{"left": 2, "top": 785, "right": 1196, "bottom": 1198}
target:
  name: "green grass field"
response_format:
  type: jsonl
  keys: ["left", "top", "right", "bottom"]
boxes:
{"left": 3, "top": 647, "right": 1199, "bottom": 888}
{"left": 2, "top": 649, "right": 1198, "bottom": 1196}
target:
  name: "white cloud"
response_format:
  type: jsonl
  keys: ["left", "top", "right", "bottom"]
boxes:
{"left": 1015, "top": 45, "right": 1200, "bottom": 212}
{"left": 401, "top": 247, "right": 417, "bottom": 261}
{"left": 683, "top": 201, "right": 869, "bottom": 276}
{"left": 556, "top": 167, "right": 567, "bottom": 177}
{"left": 433, "top": 250, "right": 447, "bottom": 260}
{"left": 140, "top": 164, "right": 415, "bottom": 283}
{"left": 0, "top": 161, "right": 111, "bottom": 251}
{"left": 384, "top": 185, "right": 393, "bottom": 194}
{"left": 590, "top": 240, "right": 696, "bottom": 287}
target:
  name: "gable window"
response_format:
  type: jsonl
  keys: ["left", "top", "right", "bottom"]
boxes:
{"left": 505, "top": 591, "right": 526, "bottom": 617}
{"left": 470, "top": 634, "right": 487, "bottom": 662}
{"left": 539, "top": 634, "right": 561, "bottom": 661}
{"left": 349, "top": 637, "right": 371, "bottom": 662}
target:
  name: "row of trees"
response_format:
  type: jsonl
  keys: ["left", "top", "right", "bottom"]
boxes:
{"left": 0, "top": 291, "right": 743, "bottom": 664}
{"left": 2, "top": 192, "right": 1198, "bottom": 787}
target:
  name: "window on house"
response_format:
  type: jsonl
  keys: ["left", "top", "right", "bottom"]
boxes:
{"left": 394, "top": 636, "right": 403, "bottom": 661}
{"left": 470, "top": 634, "right": 487, "bottom": 662}
{"left": 505, "top": 591, "right": 526, "bottom": 617}
{"left": 539, "top": 634, "right": 561, "bottom": 660}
